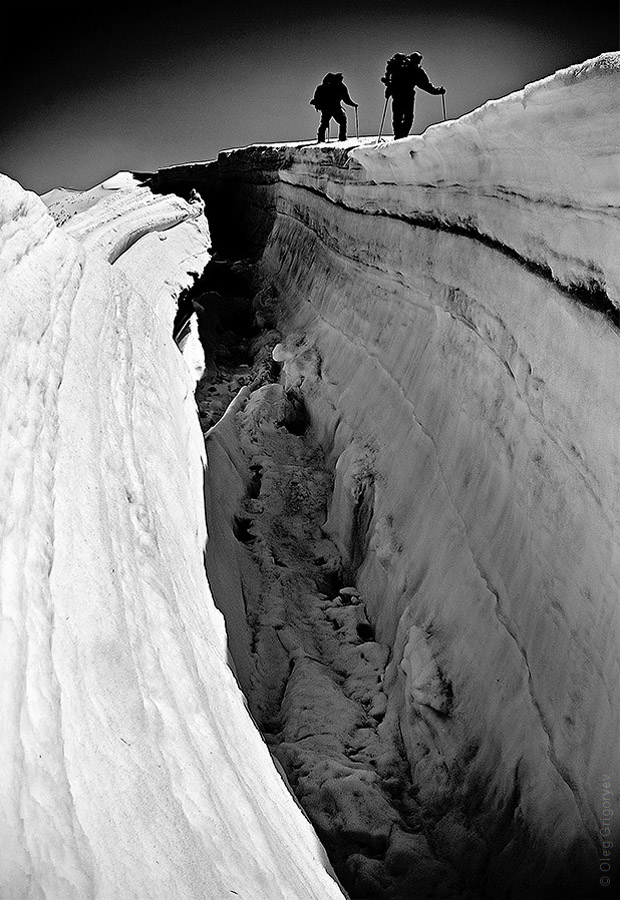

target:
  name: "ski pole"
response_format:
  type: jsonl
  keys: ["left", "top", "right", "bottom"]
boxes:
{"left": 441, "top": 92, "right": 447, "bottom": 121}
{"left": 355, "top": 105, "right": 359, "bottom": 140}
{"left": 378, "top": 96, "right": 389, "bottom": 140}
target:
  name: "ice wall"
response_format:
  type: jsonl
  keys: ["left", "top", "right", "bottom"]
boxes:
{"left": 181, "top": 54, "right": 620, "bottom": 898}
{"left": 0, "top": 174, "right": 345, "bottom": 899}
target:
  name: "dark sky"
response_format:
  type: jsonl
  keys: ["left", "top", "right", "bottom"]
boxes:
{"left": 1, "top": 0, "right": 618, "bottom": 194}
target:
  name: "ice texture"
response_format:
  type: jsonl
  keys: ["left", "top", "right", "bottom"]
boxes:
{"left": 194, "top": 53, "right": 620, "bottom": 898}
{"left": 0, "top": 174, "right": 344, "bottom": 899}
{"left": 2, "top": 50, "right": 620, "bottom": 900}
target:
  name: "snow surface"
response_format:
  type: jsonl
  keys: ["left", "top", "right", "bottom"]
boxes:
{"left": 207, "top": 52, "right": 619, "bottom": 310}
{"left": 0, "top": 174, "right": 345, "bottom": 899}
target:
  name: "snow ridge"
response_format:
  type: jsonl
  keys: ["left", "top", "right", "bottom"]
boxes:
{"left": 0, "top": 175, "right": 346, "bottom": 899}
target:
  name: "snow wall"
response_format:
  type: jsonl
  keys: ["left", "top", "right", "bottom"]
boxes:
{"left": 0, "top": 176, "right": 346, "bottom": 899}
{"left": 150, "top": 53, "right": 620, "bottom": 898}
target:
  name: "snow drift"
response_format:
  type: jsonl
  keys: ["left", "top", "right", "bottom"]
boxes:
{"left": 0, "top": 51, "right": 619, "bottom": 900}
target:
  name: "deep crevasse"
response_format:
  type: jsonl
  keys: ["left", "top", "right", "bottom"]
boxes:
{"left": 0, "top": 50, "right": 619, "bottom": 900}
{"left": 176, "top": 52, "right": 620, "bottom": 899}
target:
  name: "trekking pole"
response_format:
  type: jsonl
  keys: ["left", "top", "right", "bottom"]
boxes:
{"left": 355, "top": 105, "right": 359, "bottom": 140}
{"left": 441, "top": 92, "right": 447, "bottom": 121}
{"left": 378, "top": 96, "right": 389, "bottom": 141}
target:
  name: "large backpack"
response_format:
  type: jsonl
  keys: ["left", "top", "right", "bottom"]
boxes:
{"left": 310, "top": 83, "right": 329, "bottom": 110}
{"left": 382, "top": 54, "right": 411, "bottom": 91}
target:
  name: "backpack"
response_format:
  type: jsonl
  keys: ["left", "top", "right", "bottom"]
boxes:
{"left": 382, "top": 54, "right": 411, "bottom": 90}
{"left": 385, "top": 53, "right": 408, "bottom": 76}
{"left": 310, "top": 83, "right": 329, "bottom": 110}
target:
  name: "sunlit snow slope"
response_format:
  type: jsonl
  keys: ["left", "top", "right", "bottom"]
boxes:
{"left": 147, "top": 53, "right": 620, "bottom": 899}
{"left": 0, "top": 174, "right": 345, "bottom": 899}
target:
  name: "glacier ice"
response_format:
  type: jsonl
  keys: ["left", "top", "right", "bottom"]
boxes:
{"left": 186, "top": 53, "right": 620, "bottom": 898}
{"left": 0, "top": 173, "right": 345, "bottom": 899}
{"left": 1, "top": 51, "right": 620, "bottom": 900}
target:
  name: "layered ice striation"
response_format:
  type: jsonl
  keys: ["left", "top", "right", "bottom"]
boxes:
{"left": 0, "top": 173, "right": 345, "bottom": 899}
{"left": 176, "top": 52, "right": 619, "bottom": 899}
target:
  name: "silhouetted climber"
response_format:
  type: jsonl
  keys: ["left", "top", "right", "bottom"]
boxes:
{"left": 382, "top": 52, "right": 445, "bottom": 138}
{"left": 310, "top": 72, "right": 358, "bottom": 143}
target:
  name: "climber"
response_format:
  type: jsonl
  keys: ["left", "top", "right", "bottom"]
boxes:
{"left": 310, "top": 72, "right": 358, "bottom": 143}
{"left": 382, "top": 51, "right": 445, "bottom": 138}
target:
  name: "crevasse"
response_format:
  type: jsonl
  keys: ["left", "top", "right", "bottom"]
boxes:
{"left": 0, "top": 51, "right": 618, "bottom": 900}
